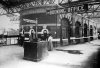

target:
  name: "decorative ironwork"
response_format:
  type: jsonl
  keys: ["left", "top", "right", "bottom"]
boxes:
{"left": 0, "top": 0, "right": 57, "bottom": 15}
{"left": 59, "top": 0, "right": 100, "bottom": 7}
{"left": 47, "top": 0, "right": 100, "bottom": 19}
{"left": 0, "top": 0, "right": 100, "bottom": 19}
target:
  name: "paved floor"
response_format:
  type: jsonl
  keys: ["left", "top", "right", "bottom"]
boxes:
{"left": 0, "top": 40, "right": 100, "bottom": 68}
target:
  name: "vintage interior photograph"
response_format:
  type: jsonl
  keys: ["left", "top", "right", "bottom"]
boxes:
{"left": 0, "top": 0, "right": 100, "bottom": 68}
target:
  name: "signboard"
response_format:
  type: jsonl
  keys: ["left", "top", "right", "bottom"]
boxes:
{"left": 47, "top": 8, "right": 65, "bottom": 14}
{"left": 23, "top": 19, "right": 37, "bottom": 23}
{"left": 47, "top": 6, "right": 84, "bottom": 14}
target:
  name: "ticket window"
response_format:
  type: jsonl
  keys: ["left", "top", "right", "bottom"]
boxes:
{"left": 29, "top": 29, "right": 36, "bottom": 42}
{"left": 41, "top": 29, "right": 49, "bottom": 41}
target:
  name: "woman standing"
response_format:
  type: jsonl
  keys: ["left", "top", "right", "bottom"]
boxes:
{"left": 48, "top": 34, "right": 53, "bottom": 51}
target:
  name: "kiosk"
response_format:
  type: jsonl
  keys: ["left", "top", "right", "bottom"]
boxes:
{"left": 23, "top": 19, "right": 48, "bottom": 62}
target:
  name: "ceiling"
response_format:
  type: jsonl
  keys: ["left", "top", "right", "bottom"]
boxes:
{"left": 0, "top": 0, "right": 35, "bottom": 8}
{"left": 0, "top": 0, "right": 57, "bottom": 15}
{"left": 0, "top": 0, "right": 100, "bottom": 22}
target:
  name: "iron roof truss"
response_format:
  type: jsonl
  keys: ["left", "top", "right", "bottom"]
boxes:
{"left": 0, "top": 0, "right": 56, "bottom": 15}
{"left": 58, "top": 0, "right": 100, "bottom": 18}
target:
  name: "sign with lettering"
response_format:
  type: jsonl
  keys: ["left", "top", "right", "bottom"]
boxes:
{"left": 47, "top": 8, "right": 65, "bottom": 14}
{"left": 23, "top": 19, "right": 37, "bottom": 23}
{"left": 47, "top": 6, "right": 84, "bottom": 15}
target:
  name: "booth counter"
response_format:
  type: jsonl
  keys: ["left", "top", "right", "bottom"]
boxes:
{"left": 24, "top": 41, "right": 48, "bottom": 62}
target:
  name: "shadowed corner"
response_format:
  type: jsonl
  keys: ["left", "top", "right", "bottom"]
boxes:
{"left": 56, "top": 49, "right": 83, "bottom": 54}
{"left": 96, "top": 48, "right": 100, "bottom": 68}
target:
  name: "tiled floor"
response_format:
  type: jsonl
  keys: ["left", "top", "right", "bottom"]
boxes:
{"left": 0, "top": 40, "right": 100, "bottom": 68}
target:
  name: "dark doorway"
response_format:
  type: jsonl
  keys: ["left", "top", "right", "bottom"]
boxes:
{"left": 84, "top": 23, "right": 88, "bottom": 42}
{"left": 75, "top": 21, "right": 81, "bottom": 37}
{"left": 75, "top": 21, "right": 81, "bottom": 43}
{"left": 90, "top": 25, "right": 93, "bottom": 41}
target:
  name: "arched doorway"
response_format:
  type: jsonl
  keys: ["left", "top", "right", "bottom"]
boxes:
{"left": 75, "top": 21, "right": 81, "bottom": 37}
{"left": 60, "top": 17, "right": 70, "bottom": 45}
{"left": 84, "top": 23, "right": 88, "bottom": 42}
{"left": 75, "top": 21, "right": 81, "bottom": 43}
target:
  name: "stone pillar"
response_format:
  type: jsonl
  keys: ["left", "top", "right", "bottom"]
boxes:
{"left": 72, "top": 14, "right": 76, "bottom": 37}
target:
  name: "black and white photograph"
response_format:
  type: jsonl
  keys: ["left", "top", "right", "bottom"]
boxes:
{"left": 0, "top": 0, "right": 100, "bottom": 68}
